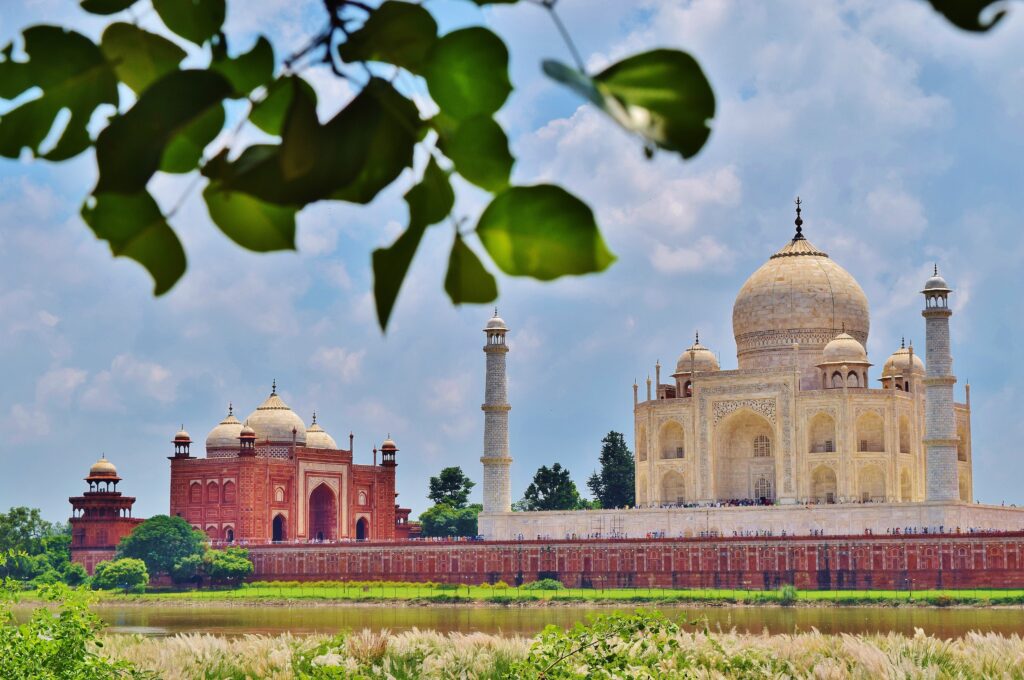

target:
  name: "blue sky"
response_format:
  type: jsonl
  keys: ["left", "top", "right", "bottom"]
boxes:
{"left": 2, "top": 0, "right": 1023, "bottom": 523}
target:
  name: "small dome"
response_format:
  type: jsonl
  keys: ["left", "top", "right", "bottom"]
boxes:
{"left": 485, "top": 309, "right": 507, "bottom": 331}
{"left": 923, "top": 266, "right": 951, "bottom": 292}
{"left": 821, "top": 332, "right": 867, "bottom": 364}
{"left": 244, "top": 383, "right": 307, "bottom": 445}
{"left": 381, "top": 437, "right": 398, "bottom": 450}
{"left": 174, "top": 427, "right": 191, "bottom": 442}
{"left": 882, "top": 343, "right": 925, "bottom": 378}
{"left": 206, "top": 405, "right": 242, "bottom": 453}
{"left": 89, "top": 456, "right": 118, "bottom": 478}
{"left": 240, "top": 423, "right": 256, "bottom": 437}
{"left": 306, "top": 413, "right": 338, "bottom": 449}
{"left": 674, "top": 337, "right": 719, "bottom": 374}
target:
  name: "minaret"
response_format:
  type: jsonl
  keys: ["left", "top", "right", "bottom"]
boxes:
{"left": 921, "top": 265, "right": 959, "bottom": 501}
{"left": 481, "top": 310, "right": 512, "bottom": 513}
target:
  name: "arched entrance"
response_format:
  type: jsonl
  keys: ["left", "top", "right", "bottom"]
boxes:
{"left": 272, "top": 514, "right": 285, "bottom": 542}
{"left": 810, "top": 465, "right": 837, "bottom": 504}
{"left": 308, "top": 484, "right": 337, "bottom": 541}
{"left": 356, "top": 517, "right": 369, "bottom": 541}
{"left": 714, "top": 410, "right": 776, "bottom": 502}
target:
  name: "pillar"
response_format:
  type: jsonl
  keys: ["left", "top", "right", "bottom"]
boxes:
{"left": 481, "top": 312, "right": 512, "bottom": 513}
{"left": 921, "top": 267, "right": 959, "bottom": 501}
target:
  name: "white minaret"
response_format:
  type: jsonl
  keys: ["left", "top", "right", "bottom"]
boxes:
{"left": 921, "top": 265, "right": 960, "bottom": 501}
{"left": 481, "top": 310, "right": 512, "bottom": 513}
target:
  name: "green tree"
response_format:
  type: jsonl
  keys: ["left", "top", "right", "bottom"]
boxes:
{"left": 587, "top": 431, "right": 636, "bottom": 509}
{"left": 91, "top": 557, "right": 148, "bottom": 591}
{"left": 62, "top": 562, "right": 89, "bottom": 587}
{"left": 0, "top": 508, "right": 73, "bottom": 583}
{"left": 427, "top": 466, "right": 476, "bottom": 509}
{"left": 519, "top": 463, "right": 585, "bottom": 511}
{"left": 116, "top": 515, "right": 206, "bottom": 576}
{"left": 204, "top": 547, "right": 254, "bottom": 586}
{"left": 419, "top": 504, "right": 482, "bottom": 538}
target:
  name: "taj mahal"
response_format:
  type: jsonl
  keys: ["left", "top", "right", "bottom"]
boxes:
{"left": 478, "top": 203, "right": 1024, "bottom": 540}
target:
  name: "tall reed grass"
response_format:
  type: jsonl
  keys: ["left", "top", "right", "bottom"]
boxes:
{"left": 97, "top": 610, "right": 1024, "bottom": 679}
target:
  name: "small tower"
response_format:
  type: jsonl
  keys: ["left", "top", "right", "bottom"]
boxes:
{"left": 69, "top": 456, "right": 142, "bottom": 574}
{"left": 380, "top": 435, "right": 398, "bottom": 467}
{"left": 921, "top": 265, "right": 960, "bottom": 501}
{"left": 239, "top": 422, "right": 257, "bottom": 456}
{"left": 481, "top": 310, "right": 512, "bottom": 513}
{"left": 172, "top": 426, "right": 191, "bottom": 458}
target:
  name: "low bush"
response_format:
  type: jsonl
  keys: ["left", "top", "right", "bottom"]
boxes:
{"left": 522, "top": 578, "right": 565, "bottom": 591}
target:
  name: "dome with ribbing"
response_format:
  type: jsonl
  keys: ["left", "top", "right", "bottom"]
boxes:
{"left": 88, "top": 456, "right": 118, "bottom": 478}
{"left": 206, "top": 407, "right": 242, "bottom": 453}
{"left": 882, "top": 344, "right": 925, "bottom": 378}
{"left": 244, "top": 388, "right": 307, "bottom": 445}
{"left": 733, "top": 233, "right": 869, "bottom": 371}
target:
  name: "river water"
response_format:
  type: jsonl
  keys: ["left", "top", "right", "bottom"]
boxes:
{"left": 85, "top": 604, "right": 1024, "bottom": 639}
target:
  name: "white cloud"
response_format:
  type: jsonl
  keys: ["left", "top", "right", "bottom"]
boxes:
{"left": 310, "top": 346, "right": 365, "bottom": 383}
{"left": 35, "top": 367, "right": 87, "bottom": 406}
{"left": 650, "top": 237, "right": 735, "bottom": 275}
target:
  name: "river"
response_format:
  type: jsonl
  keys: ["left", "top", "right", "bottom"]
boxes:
{"left": 81, "top": 604, "right": 1024, "bottom": 639}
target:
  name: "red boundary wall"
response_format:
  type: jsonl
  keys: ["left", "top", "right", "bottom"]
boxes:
{"left": 248, "top": 532, "right": 1024, "bottom": 590}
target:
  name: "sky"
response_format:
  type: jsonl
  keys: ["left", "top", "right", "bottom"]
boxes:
{"left": 2, "top": 0, "right": 1024, "bottom": 524}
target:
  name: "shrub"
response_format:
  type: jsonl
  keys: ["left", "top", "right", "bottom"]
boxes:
{"left": 523, "top": 578, "right": 565, "bottom": 591}
{"left": 92, "top": 558, "right": 149, "bottom": 591}
{"left": 779, "top": 584, "right": 799, "bottom": 606}
{"left": 492, "top": 580, "right": 510, "bottom": 589}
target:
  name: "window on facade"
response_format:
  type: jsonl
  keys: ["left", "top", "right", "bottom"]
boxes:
{"left": 753, "top": 477, "right": 773, "bottom": 501}
{"left": 274, "top": 486, "right": 285, "bottom": 503}
{"left": 831, "top": 372, "right": 843, "bottom": 388}
{"left": 97, "top": 529, "right": 108, "bottom": 545}
{"left": 189, "top": 483, "right": 202, "bottom": 504}
{"left": 847, "top": 372, "right": 860, "bottom": 388}
{"left": 753, "top": 434, "right": 772, "bottom": 458}
{"left": 207, "top": 481, "right": 219, "bottom": 504}
{"left": 675, "top": 446, "right": 684, "bottom": 458}
{"left": 824, "top": 440, "right": 834, "bottom": 452}
{"left": 222, "top": 481, "right": 236, "bottom": 504}
{"left": 358, "top": 491, "right": 368, "bottom": 506}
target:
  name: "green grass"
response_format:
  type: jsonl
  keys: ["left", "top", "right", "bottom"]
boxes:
{"left": 83, "top": 581, "right": 1024, "bottom": 607}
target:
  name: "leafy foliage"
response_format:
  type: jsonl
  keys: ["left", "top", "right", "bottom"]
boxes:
{"left": 171, "top": 547, "right": 254, "bottom": 586}
{"left": 115, "top": 514, "right": 206, "bottom": 576}
{"left": 518, "top": 463, "right": 586, "bottom": 512}
{"left": 0, "top": 0, "right": 1001, "bottom": 327}
{"left": 586, "top": 431, "right": 635, "bottom": 509}
{"left": 418, "top": 503, "right": 481, "bottom": 538}
{"left": 0, "top": 508, "right": 76, "bottom": 585}
{"left": 0, "top": 579, "right": 144, "bottom": 679}
{"left": 91, "top": 557, "right": 148, "bottom": 591}
{"left": 427, "top": 466, "right": 476, "bottom": 508}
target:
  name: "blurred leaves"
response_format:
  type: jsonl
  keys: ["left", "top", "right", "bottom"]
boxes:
{"left": 0, "top": 26, "right": 118, "bottom": 160}
{"left": 545, "top": 49, "right": 714, "bottom": 159}
{"left": 203, "top": 182, "right": 297, "bottom": 252}
{"left": 925, "top": 0, "right": 1008, "bottom": 31}
{"left": 81, "top": 191, "right": 186, "bottom": 295}
{"left": 152, "top": 0, "right": 226, "bottom": 45}
{"left": 437, "top": 115, "right": 513, "bottom": 192}
{"left": 338, "top": 1, "right": 437, "bottom": 73}
{"left": 425, "top": 27, "right": 511, "bottom": 121}
{"left": 80, "top": 0, "right": 138, "bottom": 14}
{"left": 477, "top": 185, "right": 616, "bottom": 280}
{"left": 100, "top": 23, "right": 186, "bottom": 94}
{"left": 445, "top": 234, "right": 498, "bottom": 304}
{"left": 211, "top": 36, "right": 274, "bottom": 96}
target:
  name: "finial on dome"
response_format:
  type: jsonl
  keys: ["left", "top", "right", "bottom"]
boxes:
{"left": 695, "top": 330, "right": 699, "bottom": 345}
{"left": 494, "top": 307, "right": 498, "bottom": 317}
{"left": 228, "top": 402, "right": 233, "bottom": 416}
{"left": 901, "top": 336, "right": 905, "bottom": 349}
{"left": 311, "top": 411, "right": 317, "bottom": 425}
{"left": 793, "top": 197, "right": 805, "bottom": 241}
{"left": 934, "top": 263, "right": 938, "bottom": 276}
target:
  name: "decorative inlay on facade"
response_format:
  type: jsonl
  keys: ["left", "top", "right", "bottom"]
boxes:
{"left": 712, "top": 398, "right": 777, "bottom": 425}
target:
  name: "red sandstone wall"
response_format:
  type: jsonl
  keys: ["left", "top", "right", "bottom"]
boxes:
{"left": 247, "top": 533, "right": 1024, "bottom": 590}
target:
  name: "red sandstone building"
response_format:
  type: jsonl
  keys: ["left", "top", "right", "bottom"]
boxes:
{"left": 69, "top": 456, "right": 143, "bottom": 573}
{"left": 169, "top": 383, "right": 413, "bottom": 543}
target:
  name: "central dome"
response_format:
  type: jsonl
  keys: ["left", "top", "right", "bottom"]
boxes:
{"left": 732, "top": 230, "right": 869, "bottom": 381}
{"left": 244, "top": 385, "right": 307, "bottom": 445}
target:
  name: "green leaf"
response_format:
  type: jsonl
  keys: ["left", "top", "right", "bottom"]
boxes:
{"left": 152, "top": 0, "right": 226, "bottom": 45}
{"left": 81, "top": 191, "right": 186, "bottom": 295}
{"left": 202, "top": 182, "right": 296, "bottom": 252}
{"left": 211, "top": 36, "right": 274, "bottom": 96}
{"left": 406, "top": 158, "right": 454, "bottom": 227}
{"left": 95, "top": 69, "right": 231, "bottom": 193}
{"left": 424, "top": 27, "right": 511, "bottom": 121}
{"left": 330, "top": 80, "right": 422, "bottom": 204}
{"left": 81, "top": 0, "right": 137, "bottom": 14}
{"left": 249, "top": 76, "right": 315, "bottom": 136}
{"left": 438, "top": 115, "right": 513, "bottom": 192}
{"left": 476, "top": 184, "right": 615, "bottom": 280}
{"left": 544, "top": 49, "right": 715, "bottom": 159}
{"left": 926, "top": 0, "right": 1007, "bottom": 31}
{"left": 160, "top": 102, "right": 225, "bottom": 173}
{"left": 0, "top": 26, "right": 118, "bottom": 160}
{"left": 338, "top": 1, "right": 437, "bottom": 74}
{"left": 445, "top": 233, "right": 498, "bottom": 304}
{"left": 373, "top": 221, "right": 427, "bottom": 331}
{"left": 100, "top": 23, "right": 186, "bottom": 95}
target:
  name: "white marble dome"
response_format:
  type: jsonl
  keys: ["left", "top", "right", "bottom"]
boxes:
{"left": 674, "top": 338, "right": 719, "bottom": 374}
{"left": 206, "top": 406, "right": 243, "bottom": 453}
{"left": 822, "top": 332, "right": 867, "bottom": 364}
{"left": 306, "top": 414, "right": 338, "bottom": 449}
{"left": 244, "top": 387, "right": 307, "bottom": 445}
{"left": 882, "top": 343, "right": 925, "bottom": 378}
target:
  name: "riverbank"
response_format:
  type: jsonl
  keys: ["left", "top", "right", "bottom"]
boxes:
{"left": 94, "top": 610, "right": 1024, "bottom": 679}
{"left": 68, "top": 581, "right": 1024, "bottom": 608}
